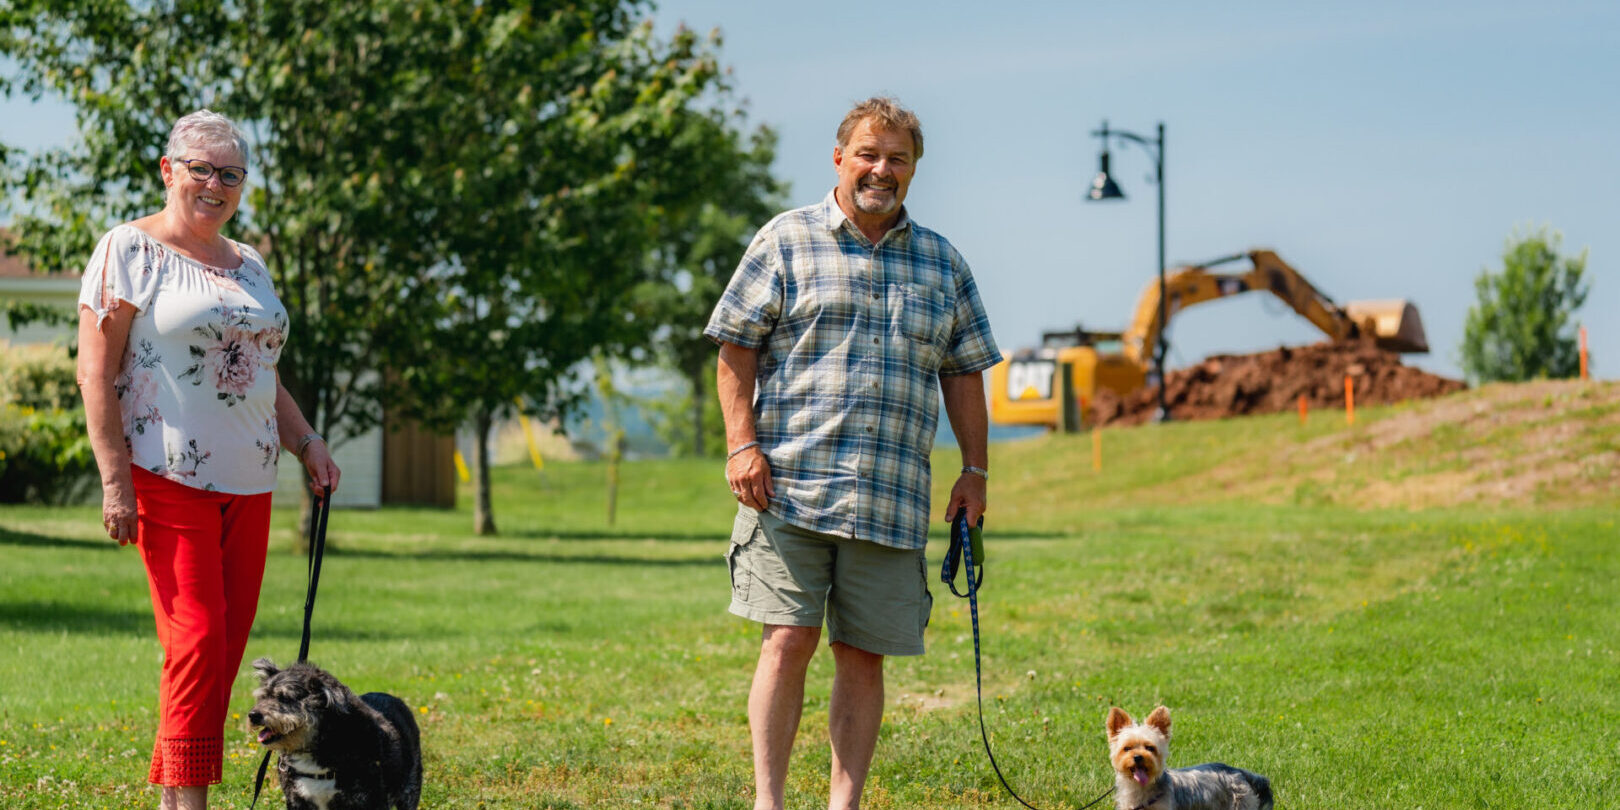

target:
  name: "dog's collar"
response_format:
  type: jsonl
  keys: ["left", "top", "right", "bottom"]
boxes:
{"left": 1126, "top": 790, "right": 1166, "bottom": 810}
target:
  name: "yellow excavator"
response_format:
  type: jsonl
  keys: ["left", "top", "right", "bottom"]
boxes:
{"left": 989, "top": 249, "right": 1429, "bottom": 429}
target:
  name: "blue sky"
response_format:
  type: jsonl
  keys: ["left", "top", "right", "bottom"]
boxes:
{"left": 6, "top": 1, "right": 1615, "bottom": 380}
{"left": 647, "top": 0, "right": 1616, "bottom": 380}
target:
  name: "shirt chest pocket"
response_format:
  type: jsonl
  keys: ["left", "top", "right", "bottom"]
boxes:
{"left": 894, "top": 283, "right": 949, "bottom": 345}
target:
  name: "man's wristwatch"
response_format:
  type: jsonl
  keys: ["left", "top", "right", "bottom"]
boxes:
{"left": 961, "top": 465, "right": 989, "bottom": 480}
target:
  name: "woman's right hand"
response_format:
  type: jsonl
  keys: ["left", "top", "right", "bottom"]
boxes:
{"left": 78, "top": 300, "right": 138, "bottom": 547}
{"left": 102, "top": 477, "right": 138, "bottom": 546}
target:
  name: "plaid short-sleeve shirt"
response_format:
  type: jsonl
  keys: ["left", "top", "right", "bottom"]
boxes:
{"left": 704, "top": 191, "right": 1000, "bottom": 550}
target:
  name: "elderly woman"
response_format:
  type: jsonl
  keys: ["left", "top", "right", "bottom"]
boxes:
{"left": 75, "top": 109, "right": 339, "bottom": 810}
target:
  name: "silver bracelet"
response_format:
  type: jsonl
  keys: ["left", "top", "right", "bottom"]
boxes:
{"left": 296, "top": 433, "right": 324, "bottom": 459}
{"left": 727, "top": 440, "right": 760, "bottom": 460}
{"left": 961, "top": 465, "right": 989, "bottom": 480}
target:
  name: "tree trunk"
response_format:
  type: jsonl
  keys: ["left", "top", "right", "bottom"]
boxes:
{"left": 285, "top": 374, "right": 317, "bottom": 552}
{"left": 474, "top": 409, "right": 497, "bottom": 536}
{"left": 606, "top": 430, "right": 624, "bottom": 527}
{"left": 294, "top": 484, "right": 313, "bottom": 554}
{"left": 688, "top": 363, "right": 706, "bottom": 458}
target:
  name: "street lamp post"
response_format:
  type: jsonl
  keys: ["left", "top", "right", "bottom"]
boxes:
{"left": 1087, "top": 120, "right": 1170, "bottom": 422}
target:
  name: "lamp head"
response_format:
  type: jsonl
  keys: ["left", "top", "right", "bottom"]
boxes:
{"left": 1087, "top": 150, "right": 1125, "bottom": 201}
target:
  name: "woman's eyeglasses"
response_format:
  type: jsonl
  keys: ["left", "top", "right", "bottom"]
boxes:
{"left": 177, "top": 158, "right": 248, "bottom": 188}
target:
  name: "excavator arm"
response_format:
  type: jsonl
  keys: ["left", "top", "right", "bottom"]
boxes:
{"left": 989, "top": 247, "right": 1427, "bottom": 430}
{"left": 1121, "top": 249, "right": 1427, "bottom": 367}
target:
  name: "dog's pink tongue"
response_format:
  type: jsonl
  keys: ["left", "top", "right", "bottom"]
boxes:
{"left": 1133, "top": 766, "right": 1149, "bottom": 786}
{"left": 257, "top": 729, "right": 274, "bottom": 744}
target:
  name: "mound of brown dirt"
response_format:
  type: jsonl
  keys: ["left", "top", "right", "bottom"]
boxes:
{"left": 1093, "top": 339, "right": 1466, "bottom": 427}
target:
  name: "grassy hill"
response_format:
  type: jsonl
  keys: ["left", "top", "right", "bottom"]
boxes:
{"left": 979, "top": 379, "right": 1618, "bottom": 527}
{"left": 0, "top": 380, "right": 1614, "bottom": 809}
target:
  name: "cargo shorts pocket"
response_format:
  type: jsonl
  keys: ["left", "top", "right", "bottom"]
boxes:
{"left": 726, "top": 509, "right": 761, "bottom": 603}
{"left": 917, "top": 552, "right": 934, "bottom": 637}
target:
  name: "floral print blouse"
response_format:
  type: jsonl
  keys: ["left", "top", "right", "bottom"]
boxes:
{"left": 78, "top": 225, "right": 289, "bottom": 494}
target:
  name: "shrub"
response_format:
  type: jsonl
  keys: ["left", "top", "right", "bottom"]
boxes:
{"left": 0, "top": 341, "right": 96, "bottom": 503}
{"left": 1459, "top": 226, "right": 1590, "bottom": 384}
{"left": 641, "top": 383, "right": 725, "bottom": 459}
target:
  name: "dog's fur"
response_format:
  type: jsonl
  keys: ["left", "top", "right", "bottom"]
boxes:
{"left": 249, "top": 657, "right": 422, "bottom": 810}
{"left": 1106, "top": 706, "right": 1272, "bottom": 810}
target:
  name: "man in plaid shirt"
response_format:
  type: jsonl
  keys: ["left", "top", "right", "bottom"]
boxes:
{"left": 705, "top": 96, "right": 999, "bottom": 810}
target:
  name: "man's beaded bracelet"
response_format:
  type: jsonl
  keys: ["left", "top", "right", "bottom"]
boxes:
{"left": 727, "top": 440, "right": 760, "bottom": 460}
{"left": 961, "top": 465, "right": 989, "bottom": 480}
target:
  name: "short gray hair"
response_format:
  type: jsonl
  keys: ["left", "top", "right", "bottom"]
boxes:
{"left": 836, "top": 97, "right": 923, "bottom": 160}
{"left": 166, "top": 109, "right": 250, "bottom": 166}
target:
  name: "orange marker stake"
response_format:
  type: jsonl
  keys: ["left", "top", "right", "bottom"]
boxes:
{"left": 1092, "top": 428, "right": 1102, "bottom": 472}
{"left": 1580, "top": 325, "right": 1589, "bottom": 381}
{"left": 1344, "top": 375, "right": 1355, "bottom": 426}
{"left": 1298, "top": 394, "right": 1308, "bottom": 426}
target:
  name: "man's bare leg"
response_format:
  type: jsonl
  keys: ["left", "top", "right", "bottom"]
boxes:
{"left": 750, "top": 624, "right": 821, "bottom": 810}
{"left": 827, "top": 641, "right": 885, "bottom": 810}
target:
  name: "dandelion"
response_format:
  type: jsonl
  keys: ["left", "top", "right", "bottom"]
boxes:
{"left": 603, "top": 717, "right": 614, "bottom": 727}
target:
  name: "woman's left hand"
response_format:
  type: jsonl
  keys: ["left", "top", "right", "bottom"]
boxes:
{"left": 301, "top": 439, "right": 341, "bottom": 495}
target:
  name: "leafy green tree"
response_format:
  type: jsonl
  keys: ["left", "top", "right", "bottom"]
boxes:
{"left": 0, "top": 0, "right": 449, "bottom": 480}
{"left": 636, "top": 115, "right": 784, "bottom": 457}
{"left": 371, "top": 10, "right": 731, "bottom": 534}
{"left": 641, "top": 380, "right": 724, "bottom": 458}
{"left": 1, "top": 1, "right": 753, "bottom": 533}
{"left": 1460, "top": 226, "right": 1591, "bottom": 384}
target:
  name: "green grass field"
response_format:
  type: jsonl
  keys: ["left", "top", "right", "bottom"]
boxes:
{"left": 2, "top": 383, "right": 1616, "bottom": 808}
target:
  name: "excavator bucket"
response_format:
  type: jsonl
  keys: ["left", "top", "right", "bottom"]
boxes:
{"left": 1344, "top": 299, "right": 1429, "bottom": 353}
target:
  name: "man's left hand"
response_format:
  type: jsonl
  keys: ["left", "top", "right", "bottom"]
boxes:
{"left": 943, "top": 472, "right": 987, "bottom": 527}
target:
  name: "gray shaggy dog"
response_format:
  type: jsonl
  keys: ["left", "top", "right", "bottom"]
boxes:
{"left": 249, "top": 657, "right": 422, "bottom": 810}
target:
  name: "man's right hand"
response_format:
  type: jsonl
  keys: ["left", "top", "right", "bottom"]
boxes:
{"left": 726, "top": 446, "right": 775, "bottom": 511}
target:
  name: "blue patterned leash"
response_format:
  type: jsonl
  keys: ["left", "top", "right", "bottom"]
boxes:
{"left": 945, "top": 510, "right": 1115, "bottom": 810}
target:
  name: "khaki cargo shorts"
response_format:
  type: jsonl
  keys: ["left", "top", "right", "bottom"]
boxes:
{"left": 725, "top": 507, "right": 932, "bottom": 656}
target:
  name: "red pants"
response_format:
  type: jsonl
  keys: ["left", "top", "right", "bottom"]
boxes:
{"left": 132, "top": 465, "right": 273, "bottom": 787}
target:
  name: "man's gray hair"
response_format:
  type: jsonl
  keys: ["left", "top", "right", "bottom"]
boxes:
{"left": 836, "top": 97, "right": 924, "bottom": 160}
{"left": 166, "top": 109, "right": 250, "bottom": 165}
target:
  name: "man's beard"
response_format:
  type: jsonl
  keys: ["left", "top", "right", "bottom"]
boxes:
{"left": 852, "top": 182, "right": 899, "bottom": 215}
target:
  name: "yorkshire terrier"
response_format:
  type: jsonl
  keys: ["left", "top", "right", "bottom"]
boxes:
{"left": 1106, "top": 706, "right": 1272, "bottom": 810}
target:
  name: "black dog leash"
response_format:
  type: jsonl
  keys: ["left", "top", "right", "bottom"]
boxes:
{"left": 296, "top": 487, "right": 332, "bottom": 662}
{"left": 251, "top": 487, "right": 332, "bottom": 808}
{"left": 944, "top": 511, "right": 1115, "bottom": 810}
